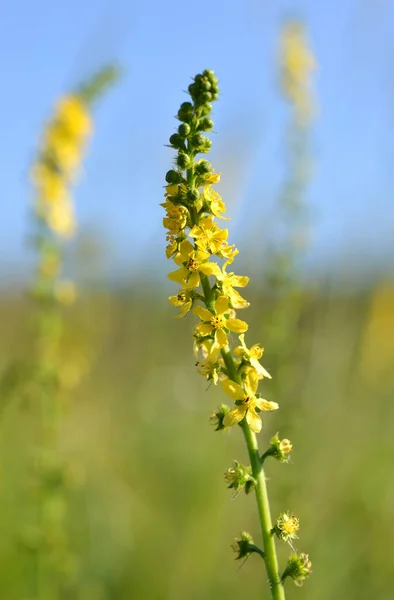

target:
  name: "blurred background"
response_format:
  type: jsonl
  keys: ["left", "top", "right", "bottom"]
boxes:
{"left": 1, "top": 0, "right": 394, "bottom": 599}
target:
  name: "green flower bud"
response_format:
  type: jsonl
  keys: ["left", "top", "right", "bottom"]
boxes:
{"left": 188, "top": 82, "right": 199, "bottom": 99}
{"left": 199, "top": 91, "right": 212, "bottom": 104}
{"left": 200, "top": 79, "right": 211, "bottom": 91}
{"left": 282, "top": 553, "right": 312, "bottom": 586}
{"left": 178, "top": 123, "right": 191, "bottom": 137}
{"left": 165, "top": 170, "right": 182, "bottom": 184}
{"left": 169, "top": 133, "right": 184, "bottom": 149}
{"left": 203, "top": 69, "right": 216, "bottom": 82}
{"left": 200, "top": 102, "right": 213, "bottom": 116}
{"left": 195, "top": 159, "right": 212, "bottom": 176}
{"left": 231, "top": 532, "right": 264, "bottom": 561}
{"left": 197, "top": 117, "right": 214, "bottom": 131}
{"left": 209, "top": 404, "right": 230, "bottom": 431}
{"left": 224, "top": 460, "right": 256, "bottom": 496}
{"left": 262, "top": 433, "right": 293, "bottom": 463}
{"left": 176, "top": 152, "right": 190, "bottom": 170}
{"left": 177, "top": 102, "right": 193, "bottom": 122}
{"left": 186, "top": 189, "right": 199, "bottom": 203}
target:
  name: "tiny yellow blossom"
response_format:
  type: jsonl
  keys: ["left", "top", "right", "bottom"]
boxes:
{"left": 234, "top": 333, "right": 271, "bottom": 379}
{"left": 55, "top": 95, "right": 92, "bottom": 139}
{"left": 165, "top": 235, "right": 178, "bottom": 259}
{"left": 46, "top": 200, "right": 76, "bottom": 238}
{"left": 193, "top": 295, "right": 248, "bottom": 348}
{"left": 32, "top": 164, "right": 69, "bottom": 205}
{"left": 169, "top": 289, "right": 193, "bottom": 317}
{"left": 217, "top": 267, "right": 249, "bottom": 309}
{"left": 222, "top": 371, "right": 278, "bottom": 433}
{"left": 203, "top": 186, "right": 230, "bottom": 220}
{"left": 194, "top": 339, "right": 221, "bottom": 384}
{"left": 162, "top": 201, "right": 188, "bottom": 235}
{"left": 189, "top": 216, "right": 228, "bottom": 254}
{"left": 168, "top": 239, "right": 221, "bottom": 289}
{"left": 205, "top": 172, "right": 221, "bottom": 185}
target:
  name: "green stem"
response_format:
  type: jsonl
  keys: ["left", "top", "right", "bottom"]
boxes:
{"left": 242, "top": 421, "right": 286, "bottom": 600}
{"left": 184, "top": 107, "right": 284, "bottom": 599}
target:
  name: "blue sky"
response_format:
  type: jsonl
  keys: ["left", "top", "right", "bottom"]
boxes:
{"left": 1, "top": 0, "right": 394, "bottom": 283}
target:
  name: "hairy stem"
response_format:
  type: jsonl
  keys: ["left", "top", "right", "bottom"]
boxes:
{"left": 242, "top": 422, "right": 286, "bottom": 600}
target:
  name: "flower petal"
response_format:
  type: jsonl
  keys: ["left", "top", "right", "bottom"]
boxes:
{"left": 179, "top": 239, "right": 194, "bottom": 260}
{"left": 255, "top": 398, "right": 279, "bottom": 412}
{"left": 196, "top": 323, "right": 213, "bottom": 337}
{"left": 246, "top": 409, "right": 262, "bottom": 433}
{"left": 187, "top": 272, "right": 200, "bottom": 289}
{"left": 222, "top": 379, "right": 245, "bottom": 401}
{"left": 199, "top": 262, "right": 222, "bottom": 277}
{"left": 215, "top": 328, "right": 228, "bottom": 347}
{"left": 215, "top": 295, "right": 229, "bottom": 315}
{"left": 226, "top": 318, "right": 248, "bottom": 333}
{"left": 168, "top": 267, "right": 188, "bottom": 285}
{"left": 193, "top": 306, "right": 213, "bottom": 321}
{"left": 223, "top": 406, "right": 247, "bottom": 428}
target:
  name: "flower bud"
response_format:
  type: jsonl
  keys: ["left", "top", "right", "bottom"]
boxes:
{"left": 263, "top": 433, "right": 293, "bottom": 462}
{"left": 165, "top": 170, "right": 182, "bottom": 184}
{"left": 169, "top": 133, "right": 184, "bottom": 149}
{"left": 200, "top": 103, "right": 213, "bottom": 116}
{"left": 231, "top": 532, "right": 264, "bottom": 560}
{"left": 177, "top": 102, "right": 193, "bottom": 122}
{"left": 209, "top": 404, "right": 230, "bottom": 431}
{"left": 282, "top": 552, "right": 312, "bottom": 586}
{"left": 178, "top": 123, "right": 191, "bottom": 137}
{"left": 224, "top": 461, "right": 255, "bottom": 495}
{"left": 197, "top": 117, "right": 214, "bottom": 131}
{"left": 273, "top": 512, "right": 299, "bottom": 544}
{"left": 176, "top": 152, "right": 191, "bottom": 170}
{"left": 186, "top": 189, "right": 199, "bottom": 203}
{"left": 195, "top": 159, "right": 212, "bottom": 176}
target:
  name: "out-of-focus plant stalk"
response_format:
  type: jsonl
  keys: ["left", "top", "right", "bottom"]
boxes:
{"left": 25, "top": 67, "right": 117, "bottom": 600}
{"left": 264, "top": 20, "right": 316, "bottom": 401}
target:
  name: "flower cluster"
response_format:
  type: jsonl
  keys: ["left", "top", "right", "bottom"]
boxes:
{"left": 31, "top": 94, "right": 92, "bottom": 238}
{"left": 162, "top": 70, "right": 276, "bottom": 434}
{"left": 280, "top": 21, "right": 315, "bottom": 124}
{"left": 163, "top": 70, "right": 311, "bottom": 595}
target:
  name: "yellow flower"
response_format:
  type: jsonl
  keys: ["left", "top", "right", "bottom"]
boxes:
{"left": 222, "top": 371, "right": 278, "bottom": 433}
{"left": 203, "top": 186, "right": 230, "bottom": 219}
{"left": 189, "top": 216, "right": 228, "bottom": 254}
{"left": 193, "top": 295, "right": 248, "bottom": 348}
{"left": 46, "top": 200, "right": 76, "bottom": 238}
{"left": 168, "top": 239, "right": 221, "bottom": 288}
{"left": 205, "top": 171, "right": 221, "bottom": 185}
{"left": 165, "top": 235, "right": 178, "bottom": 259}
{"left": 217, "top": 266, "right": 249, "bottom": 309}
{"left": 218, "top": 243, "right": 239, "bottom": 265}
{"left": 162, "top": 202, "right": 188, "bottom": 235}
{"left": 234, "top": 334, "right": 271, "bottom": 379}
{"left": 32, "top": 163, "right": 69, "bottom": 205}
{"left": 194, "top": 339, "right": 221, "bottom": 384}
{"left": 44, "top": 122, "right": 84, "bottom": 176}
{"left": 169, "top": 289, "right": 193, "bottom": 317}
{"left": 55, "top": 95, "right": 92, "bottom": 139}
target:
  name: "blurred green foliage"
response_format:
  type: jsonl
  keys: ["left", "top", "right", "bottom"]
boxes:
{"left": 0, "top": 276, "right": 393, "bottom": 599}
